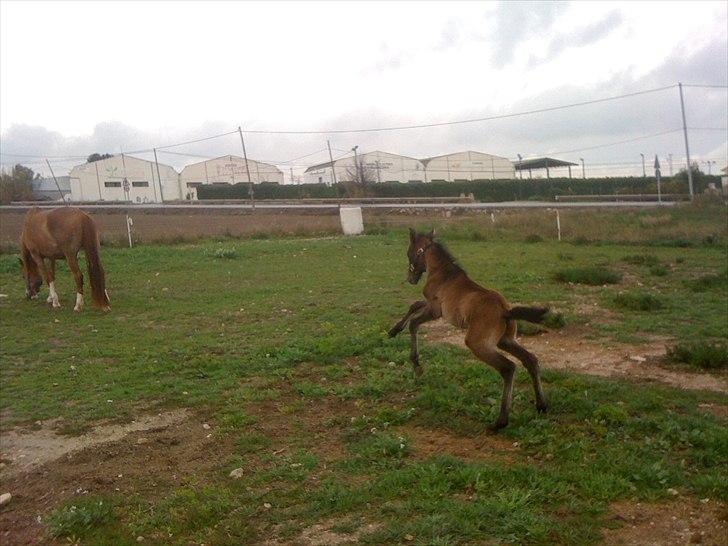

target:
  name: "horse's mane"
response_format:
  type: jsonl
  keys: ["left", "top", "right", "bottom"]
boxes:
{"left": 431, "top": 241, "right": 465, "bottom": 277}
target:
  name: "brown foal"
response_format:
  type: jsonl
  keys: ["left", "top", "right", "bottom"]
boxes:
{"left": 389, "top": 229, "right": 549, "bottom": 430}
{"left": 20, "top": 207, "right": 110, "bottom": 311}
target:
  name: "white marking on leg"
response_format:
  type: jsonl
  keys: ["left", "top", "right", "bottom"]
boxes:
{"left": 74, "top": 292, "right": 84, "bottom": 312}
{"left": 104, "top": 289, "right": 110, "bottom": 303}
{"left": 49, "top": 281, "right": 60, "bottom": 308}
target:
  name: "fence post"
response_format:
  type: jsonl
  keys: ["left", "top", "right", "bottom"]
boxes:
{"left": 556, "top": 210, "right": 562, "bottom": 242}
{"left": 126, "top": 214, "right": 133, "bottom": 248}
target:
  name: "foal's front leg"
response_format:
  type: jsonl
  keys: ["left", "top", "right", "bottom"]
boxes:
{"left": 388, "top": 300, "right": 426, "bottom": 338}
{"left": 408, "top": 306, "right": 438, "bottom": 377}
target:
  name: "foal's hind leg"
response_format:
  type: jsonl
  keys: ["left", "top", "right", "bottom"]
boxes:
{"left": 466, "top": 331, "right": 517, "bottom": 431}
{"left": 388, "top": 300, "right": 426, "bottom": 338}
{"left": 66, "top": 253, "right": 84, "bottom": 312}
{"left": 499, "top": 334, "right": 547, "bottom": 413}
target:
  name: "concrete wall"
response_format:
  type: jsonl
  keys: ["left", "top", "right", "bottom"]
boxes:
{"left": 69, "top": 155, "right": 180, "bottom": 202}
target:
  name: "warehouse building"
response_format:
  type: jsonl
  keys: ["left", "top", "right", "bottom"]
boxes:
{"left": 303, "top": 151, "right": 425, "bottom": 185}
{"left": 179, "top": 155, "right": 284, "bottom": 199}
{"left": 68, "top": 155, "right": 180, "bottom": 202}
{"left": 32, "top": 176, "right": 71, "bottom": 201}
{"left": 421, "top": 151, "right": 515, "bottom": 181}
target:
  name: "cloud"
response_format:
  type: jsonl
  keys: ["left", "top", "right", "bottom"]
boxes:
{"left": 488, "top": 1, "right": 569, "bottom": 68}
{"left": 529, "top": 10, "right": 624, "bottom": 66}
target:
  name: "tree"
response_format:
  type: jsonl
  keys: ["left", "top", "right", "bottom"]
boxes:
{"left": 0, "top": 164, "right": 39, "bottom": 204}
{"left": 87, "top": 153, "right": 113, "bottom": 163}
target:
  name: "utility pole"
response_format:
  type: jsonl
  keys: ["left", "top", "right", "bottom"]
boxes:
{"left": 517, "top": 154, "right": 523, "bottom": 180}
{"left": 237, "top": 126, "right": 255, "bottom": 208}
{"left": 668, "top": 153, "right": 673, "bottom": 176}
{"left": 45, "top": 159, "right": 68, "bottom": 205}
{"left": 654, "top": 155, "right": 662, "bottom": 204}
{"left": 290, "top": 167, "right": 295, "bottom": 185}
{"left": 153, "top": 148, "right": 165, "bottom": 202}
{"left": 580, "top": 158, "right": 585, "bottom": 179}
{"left": 352, "top": 145, "right": 361, "bottom": 185}
{"left": 326, "top": 139, "right": 338, "bottom": 186}
{"left": 94, "top": 160, "right": 103, "bottom": 200}
{"left": 640, "top": 153, "right": 646, "bottom": 178}
{"left": 678, "top": 82, "right": 694, "bottom": 199}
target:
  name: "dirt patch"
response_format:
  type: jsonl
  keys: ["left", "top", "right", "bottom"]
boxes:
{"left": 399, "top": 423, "right": 517, "bottom": 462}
{"left": 422, "top": 321, "right": 728, "bottom": 393}
{"left": 263, "top": 518, "right": 382, "bottom": 546}
{"left": 603, "top": 498, "right": 728, "bottom": 545}
{"left": 0, "top": 410, "right": 232, "bottom": 546}
{"left": 0, "top": 409, "right": 189, "bottom": 477}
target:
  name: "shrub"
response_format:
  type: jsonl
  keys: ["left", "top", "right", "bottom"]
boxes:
{"left": 622, "top": 254, "right": 660, "bottom": 266}
{"left": 542, "top": 311, "right": 566, "bottom": 329}
{"left": 649, "top": 265, "right": 668, "bottom": 277}
{"left": 666, "top": 342, "right": 728, "bottom": 370}
{"left": 684, "top": 270, "right": 728, "bottom": 292}
{"left": 47, "top": 496, "right": 115, "bottom": 539}
{"left": 611, "top": 291, "right": 664, "bottom": 311}
{"left": 554, "top": 267, "right": 622, "bottom": 285}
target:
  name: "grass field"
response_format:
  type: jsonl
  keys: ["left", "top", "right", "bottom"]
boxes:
{"left": 1, "top": 205, "right": 727, "bottom": 545}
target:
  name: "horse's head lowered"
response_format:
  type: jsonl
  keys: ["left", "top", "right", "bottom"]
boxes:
{"left": 19, "top": 255, "right": 42, "bottom": 299}
{"left": 407, "top": 228, "right": 434, "bottom": 284}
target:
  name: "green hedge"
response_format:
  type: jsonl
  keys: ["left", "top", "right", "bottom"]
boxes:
{"left": 197, "top": 174, "right": 721, "bottom": 202}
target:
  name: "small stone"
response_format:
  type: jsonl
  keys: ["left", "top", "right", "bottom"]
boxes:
{"left": 136, "top": 536, "right": 145, "bottom": 542}
{"left": 202, "top": 423, "right": 211, "bottom": 430}
{"left": 0, "top": 493, "right": 11, "bottom": 506}
{"left": 667, "top": 488, "right": 679, "bottom": 496}
{"left": 700, "top": 498, "right": 710, "bottom": 503}
{"left": 263, "top": 502, "right": 272, "bottom": 509}
{"left": 54, "top": 319, "right": 59, "bottom": 323}
{"left": 229, "top": 468, "right": 244, "bottom": 479}
{"left": 629, "top": 355, "right": 646, "bottom": 362}
{"left": 404, "top": 534, "right": 414, "bottom": 542}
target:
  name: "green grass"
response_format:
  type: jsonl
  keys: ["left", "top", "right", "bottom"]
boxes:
{"left": 666, "top": 342, "right": 728, "bottom": 370}
{"left": 609, "top": 291, "right": 664, "bottom": 312}
{"left": 553, "top": 266, "right": 622, "bottom": 285}
{"left": 1, "top": 231, "right": 727, "bottom": 544}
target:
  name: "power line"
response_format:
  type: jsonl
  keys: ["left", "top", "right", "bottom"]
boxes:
{"left": 542, "top": 128, "right": 683, "bottom": 156}
{"left": 239, "top": 85, "right": 679, "bottom": 134}
{"left": 681, "top": 83, "right": 728, "bottom": 89}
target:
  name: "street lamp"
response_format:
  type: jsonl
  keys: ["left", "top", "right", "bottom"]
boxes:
{"left": 640, "top": 153, "right": 646, "bottom": 178}
{"left": 579, "top": 158, "right": 585, "bottom": 179}
{"left": 351, "top": 146, "right": 361, "bottom": 185}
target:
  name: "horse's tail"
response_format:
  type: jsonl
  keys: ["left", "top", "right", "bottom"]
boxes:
{"left": 503, "top": 306, "right": 549, "bottom": 323}
{"left": 81, "top": 214, "right": 110, "bottom": 310}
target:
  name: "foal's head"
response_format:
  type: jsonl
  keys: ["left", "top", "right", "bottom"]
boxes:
{"left": 19, "top": 253, "right": 42, "bottom": 299}
{"left": 406, "top": 228, "right": 435, "bottom": 284}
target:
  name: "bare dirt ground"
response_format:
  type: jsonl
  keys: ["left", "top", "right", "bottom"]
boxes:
{"left": 603, "top": 499, "right": 728, "bottom": 546}
{"left": 0, "top": 410, "right": 231, "bottom": 545}
{"left": 422, "top": 321, "right": 728, "bottom": 393}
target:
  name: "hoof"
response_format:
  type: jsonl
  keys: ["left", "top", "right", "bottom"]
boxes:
{"left": 536, "top": 402, "right": 548, "bottom": 414}
{"left": 413, "top": 365, "right": 423, "bottom": 378}
{"left": 487, "top": 420, "right": 508, "bottom": 432}
{"left": 388, "top": 326, "right": 402, "bottom": 338}
{"left": 102, "top": 306, "right": 111, "bottom": 312}
{"left": 52, "top": 301, "right": 61, "bottom": 309}
{"left": 73, "top": 306, "right": 82, "bottom": 312}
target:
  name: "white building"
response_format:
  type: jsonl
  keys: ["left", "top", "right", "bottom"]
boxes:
{"left": 421, "top": 151, "right": 515, "bottom": 181}
{"left": 179, "top": 155, "right": 284, "bottom": 199}
{"left": 303, "top": 151, "right": 425, "bottom": 185}
{"left": 69, "top": 155, "right": 180, "bottom": 202}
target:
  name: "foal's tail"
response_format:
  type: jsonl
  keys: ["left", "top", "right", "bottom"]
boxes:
{"left": 504, "top": 306, "right": 549, "bottom": 323}
{"left": 81, "top": 215, "right": 110, "bottom": 310}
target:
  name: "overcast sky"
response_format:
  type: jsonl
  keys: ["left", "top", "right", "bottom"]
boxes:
{"left": 1, "top": 0, "right": 726, "bottom": 180}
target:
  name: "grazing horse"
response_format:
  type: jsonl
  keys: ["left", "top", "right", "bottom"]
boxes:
{"left": 20, "top": 207, "right": 110, "bottom": 312}
{"left": 388, "top": 229, "right": 548, "bottom": 430}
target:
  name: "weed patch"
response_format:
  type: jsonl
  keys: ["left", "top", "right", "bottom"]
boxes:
{"left": 47, "top": 495, "right": 116, "bottom": 539}
{"left": 666, "top": 342, "right": 728, "bottom": 370}
{"left": 554, "top": 267, "right": 622, "bottom": 285}
{"left": 610, "top": 291, "right": 664, "bottom": 312}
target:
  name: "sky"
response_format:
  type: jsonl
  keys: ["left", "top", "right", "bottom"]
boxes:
{"left": 1, "top": 0, "right": 726, "bottom": 181}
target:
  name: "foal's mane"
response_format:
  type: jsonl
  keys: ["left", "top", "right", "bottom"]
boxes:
{"left": 430, "top": 241, "right": 465, "bottom": 277}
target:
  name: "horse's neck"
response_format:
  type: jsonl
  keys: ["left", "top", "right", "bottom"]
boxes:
{"left": 425, "top": 245, "right": 460, "bottom": 284}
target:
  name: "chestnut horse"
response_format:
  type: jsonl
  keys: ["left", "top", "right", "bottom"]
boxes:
{"left": 20, "top": 207, "right": 110, "bottom": 312}
{"left": 388, "top": 229, "right": 548, "bottom": 430}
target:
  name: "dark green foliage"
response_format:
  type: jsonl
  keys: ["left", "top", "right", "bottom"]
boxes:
{"left": 611, "top": 291, "right": 664, "bottom": 311}
{"left": 196, "top": 175, "right": 722, "bottom": 202}
{"left": 554, "top": 267, "right": 622, "bottom": 285}
{"left": 542, "top": 310, "right": 566, "bottom": 328}
{"left": 684, "top": 270, "right": 728, "bottom": 292}
{"left": 667, "top": 342, "right": 728, "bottom": 370}
{"left": 622, "top": 254, "right": 660, "bottom": 266}
{"left": 649, "top": 265, "right": 669, "bottom": 276}
{"left": 524, "top": 234, "right": 544, "bottom": 243}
